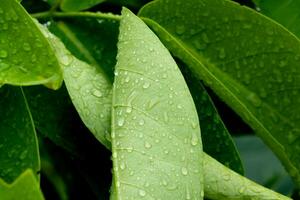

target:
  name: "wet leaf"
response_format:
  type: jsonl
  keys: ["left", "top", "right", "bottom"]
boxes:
{"left": 38, "top": 24, "right": 112, "bottom": 149}
{"left": 180, "top": 63, "right": 243, "bottom": 174}
{"left": 139, "top": 0, "right": 300, "bottom": 186}
{"left": 111, "top": 8, "right": 203, "bottom": 199}
{"left": 254, "top": 0, "right": 300, "bottom": 38}
{"left": 0, "top": 0, "right": 62, "bottom": 89}
{"left": 0, "top": 170, "right": 44, "bottom": 200}
{"left": 60, "top": 0, "right": 106, "bottom": 11}
{"left": 0, "top": 86, "right": 40, "bottom": 183}
{"left": 203, "top": 154, "right": 291, "bottom": 200}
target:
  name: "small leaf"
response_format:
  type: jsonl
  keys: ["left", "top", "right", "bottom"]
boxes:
{"left": 0, "top": 169, "right": 44, "bottom": 200}
{"left": 0, "top": 86, "right": 40, "bottom": 183}
{"left": 203, "top": 154, "right": 291, "bottom": 200}
{"left": 139, "top": 0, "right": 300, "bottom": 186}
{"left": 111, "top": 8, "right": 203, "bottom": 199}
{"left": 38, "top": 24, "right": 112, "bottom": 149}
{"left": 0, "top": 0, "right": 63, "bottom": 89}
{"left": 60, "top": 0, "right": 106, "bottom": 11}
{"left": 255, "top": 0, "right": 300, "bottom": 38}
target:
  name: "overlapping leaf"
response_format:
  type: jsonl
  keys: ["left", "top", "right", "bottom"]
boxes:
{"left": 181, "top": 63, "right": 243, "bottom": 174}
{"left": 0, "top": 0, "right": 62, "bottom": 89}
{"left": 139, "top": 0, "right": 300, "bottom": 186}
{"left": 60, "top": 0, "right": 106, "bottom": 11}
{"left": 203, "top": 154, "right": 291, "bottom": 200}
{"left": 0, "top": 86, "right": 40, "bottom": 183}
{"left": 37, "top": 23, "right": 112, "bottom": 148}
{"left": 254, "top": 0, "right": 300, "bottom": 38}
{"left": 0, "top": 170, "right": 44, "bottom": 200}
{"left": 111, "top": 8, "right": 203, "bottom": 199}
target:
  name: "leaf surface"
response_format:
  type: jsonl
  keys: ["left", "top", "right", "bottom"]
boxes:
{"left": 0, "top": 170, "right": 44, "bottom": 200}
{"left": 60, "top": 0, "right": 106, "bottom": 11}
{"left": 111, "top": 8, "right": 203, "bottom": 199}
{"left": 139, "top": 0, "right": 300, "bottom": 186}
{"left": 38, "top": 24, "right": 112, "bottom": 149}
{"left": 203, "top": 154, "right": 291, "bottom": 200}
{"left": 0, "top": 0, "right": 62, "bottom": 89}
{"left": 181, "top": 63, "right": 243, "bottom": 174}
{"left": 0, "top": 86, "right": 40, "bottom": 183}
{"left": 254, "top": 0, "right": 300, "bottom": 38}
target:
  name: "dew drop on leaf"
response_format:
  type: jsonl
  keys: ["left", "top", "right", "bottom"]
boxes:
{"left": 0, "top": 50, "right": 8, "bottom": 58}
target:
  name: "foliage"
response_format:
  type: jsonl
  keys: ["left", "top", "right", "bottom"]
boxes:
{"left": 0, "top": 0, "right": 299, "bottom": 199}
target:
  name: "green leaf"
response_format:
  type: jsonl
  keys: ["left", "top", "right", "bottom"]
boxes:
{"left": 203, "top": 153, "right": 291, "bottom": 200}
{"left": 180, "top": 63, "right": 243, "bottom": 174}
{"left": 0, "top": 170, "right": 44, "bottom": 200}
{"left": 0, "top": 86, "right": 40, "bottom": 183}
{"left": 255, "top": 0, "right": 300, "bottom": 38}
{"left": 48, "top": 18, "right": 118, "bottom": 81}
{"left": 139, "top": 0, "right": 300, "bottom": 186}
{"left": 37, "top": 24, "right": 112, "bottom": 149}
{"left": 0, "top": 0, "right": 62, "bottom": 89}
{"left": 23, "top": 85, "right": 85, "bottom": 154}
{"left": 111, "top": 8, "right": 203, "bottom": 199}
{"left": 60, "top": 0, "right": 106, "bottom": 11}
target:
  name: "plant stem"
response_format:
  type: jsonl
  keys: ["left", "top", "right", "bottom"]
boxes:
{"left": 31, "top": 11, "right": 121, "bottom": 21}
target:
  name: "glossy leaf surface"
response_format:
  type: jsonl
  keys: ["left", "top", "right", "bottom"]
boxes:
{"left": 60, "top": 0, "right": 106, "bottom": 11}
{"left": 181, "top": 64, "right": 243, "bottom": 174}
{"left": 203, "top": 154, "right": 291, "bottom": 200}
{"left": 111, "top": 8, "right": 203, "bottom": 199}
{"left": 0, "top": 170, "right": 44, "bottom": 200}
{"left": 255, "top": 0, "right": 300, "bottom": 38}
{"left": 38, "top": 24, "right": 113, "bottom": 148}
{"left": 0, "top": 0, "right": 62, "bottom": 89}
{"left": 139, "top": 0, "right": 300, "bottom": 186}
{"left": 0, "top": 86, "right": 40, "bottom": 183}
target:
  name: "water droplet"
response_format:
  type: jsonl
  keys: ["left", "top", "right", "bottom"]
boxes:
{"left": 143, "top": 82, "right": 150, "bottom": 89}
{"left": 61, "top": 54, "right": 73, "bottom": 66}
{"left": 120, "top": 162, "right": 126, "bottom": 170}
{"left": 117, "top": 117, "right": 125, "bottom": 127}
{"left": 181, "top": 167, "right": 188, "bottom": 176}
{"left": 92, "top": 90, "right": 102, "bottom": 97}
{"left": 219, "top": 48, "right": 226, "bottom": 59}
{"left": 144, "top": 141, "right": 152, "bottom": 149}
{"left": 139, "top": 119, "right": 145, "bottom": 125}
{"left": 176, "top": 25, "right": 186, "bottom": 35}
{"left": 139, "top": 189, "right": 146, "bottom": 197}
{"left": 0, "top": 50, "right": 7, "bottom": 58}
{"left": 124, "top": 76, "right": 130, "bottom": 83}
{"left": 23, "top": 42, "right": 31, "bottom": 51}
{"left": 126, "top": 106, "right": 132, "bottom": 113}
{"left": 191, "top": 134, "right": 198, "bottom": 146}
{"left": 239, "top": 186, "right": 245, "bottom": 194}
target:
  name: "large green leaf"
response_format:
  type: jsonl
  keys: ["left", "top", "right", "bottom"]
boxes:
{"left": 0, "top": 86, "right": 40, "bottom": 183}
{"left": 203, "top": 154, "right": 291, "bottom": 200}
{"left": 0, "top": 170, "right": 44, "bottom": 200}
{"left": 0, "top": 0, "right": 62, "bottom": 89}
{"left": 254, "top": 0, "right": 300, "bottom": 38}
{"left": 111, "top": 8, "right": 203, "bottom": 199}
{"left": 181, "top": 64, "right": 243, "bottom": 174}
{"left": 60, "top": 0, "right": 106, "bottom": 11}
{"left": 37, "top": 24, "right": 112, "bottom": 149}
{"left": 139, "top": 0, "right": 300, "bottom": 186}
